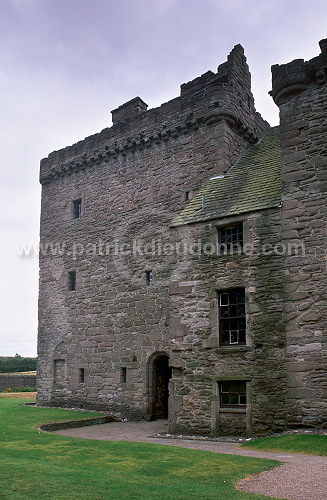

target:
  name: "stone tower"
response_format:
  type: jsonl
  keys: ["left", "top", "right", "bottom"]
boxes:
{"left": 37, "top": 40, "right": 327, "bottom": 437}
{"left": 270, "top": 39, "right": 327, "bottom": 429}
{"left": 37, "top": 45, "right": 269, "bottom": 432}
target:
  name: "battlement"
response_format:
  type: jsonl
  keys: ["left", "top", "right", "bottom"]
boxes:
{"left": 270, "top": 38, "right": 327, "bottom": 104}
{"left": 39, "top": 44, "right": 268, "bottom": 185}
{"left": 111, "top": 96, "right": 148, "bottom": 124}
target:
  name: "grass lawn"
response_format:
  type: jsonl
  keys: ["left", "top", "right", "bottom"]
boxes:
{"left": 0, "top": 395, "right": 281, "bottom": 500}
{"left": 241, "top": 433, "right": 327, "bottom": 456}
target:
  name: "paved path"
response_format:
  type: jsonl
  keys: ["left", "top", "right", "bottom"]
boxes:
{"left": 52, "top": 420, "right": 327, "bottom": 500}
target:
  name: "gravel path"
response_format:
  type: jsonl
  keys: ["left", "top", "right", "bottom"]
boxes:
{"left": 51, "top": 420, "right": 327, "bottom": 500}
{"left": 237, "top": 462, "right": 327, "bottom": 499}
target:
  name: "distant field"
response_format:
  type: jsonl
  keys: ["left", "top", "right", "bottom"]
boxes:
{"left": 0, "top": 391, "right": 36, "bottom": 399}
{"left": 0, "top": 371, "right": 36, "bottom": 375}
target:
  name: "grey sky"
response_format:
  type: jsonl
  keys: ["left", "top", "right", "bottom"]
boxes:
{"left": 1, "top": 0, "right": 326, "bottom": 356}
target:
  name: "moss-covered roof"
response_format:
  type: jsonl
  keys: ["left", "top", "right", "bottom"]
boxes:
{"left": 172, "top": 126, "right": 281, "bottom": 227}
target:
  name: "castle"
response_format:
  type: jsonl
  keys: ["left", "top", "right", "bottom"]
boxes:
{"left": 37, "top": 40, "right": 327, "bottom": 436}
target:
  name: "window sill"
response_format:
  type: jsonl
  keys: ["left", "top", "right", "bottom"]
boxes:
{"left": 219, "top": 407, "right": 246, "bottom": 413}
{"left": 216, "top": 346, "right": 252, "bottom": 352}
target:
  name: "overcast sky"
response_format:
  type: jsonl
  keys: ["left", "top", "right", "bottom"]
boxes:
{"left": 1, "top": 0, "right": 326, "bottom": 357}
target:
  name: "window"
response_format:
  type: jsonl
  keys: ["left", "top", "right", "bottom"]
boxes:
{"left": 68, "top": 271, "right": 76, "bottom": 291}
{"left": 120, "top": 367, "right": 127, "bottom": 384}
{"left": 219, "top": 288, "right": 246, "bottom": 345}
{"left": 145, "top": 270, "right": 153, "bottom": 286}
{"left": 218, "top": 223, "right": 243, "bottom": 254}
{"left": 220, "top": 381, "right": 247, "bottom": 407}
{"left": 79, "top": 368, "right": 85, "bottom": 384}
{"left": 183, "top": 191, "right": 193, "bottom": 202}
{"left": 72, "top": 198, "right": 82, "bottom": 219}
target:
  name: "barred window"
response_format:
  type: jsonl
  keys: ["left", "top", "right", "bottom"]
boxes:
{"left": 220, "top": 381, "right": 246, "bottom": 407}
{"left": 218, "top": 224, "right": 243, "bottom": 254}
{"left": 219, "top": 288, "right": 246, "bottom": 345}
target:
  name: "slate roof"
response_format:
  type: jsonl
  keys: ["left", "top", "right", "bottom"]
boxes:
{"left": 172, "top": 126, "right": 281, "bottom": 227}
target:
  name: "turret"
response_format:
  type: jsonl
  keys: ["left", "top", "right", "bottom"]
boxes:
{"left": 270, "top": 38, "right": 327, "bottom": 430}
{"left": 270, "top": 37, "right": 327, "bottom": 105}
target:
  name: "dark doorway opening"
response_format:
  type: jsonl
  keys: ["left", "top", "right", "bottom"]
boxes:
{"left": 148, "top": 353, "right": 171, "bottom": 419}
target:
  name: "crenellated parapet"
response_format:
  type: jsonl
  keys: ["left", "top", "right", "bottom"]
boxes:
{"left": 40, "top": 111, "right": 263, "bottom": 185}
{"left": 270, "top": 38, "right": 327, "bottom": 105}
{"left": 40, "top": 44, "right": 269, "bottom": 185}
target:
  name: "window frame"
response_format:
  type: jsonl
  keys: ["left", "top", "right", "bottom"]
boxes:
{"left": 220, "top": 380, "right": 247, "bottom": 408}
{"left": 217, "top": 223, "right": 243, "bottom": 255}
{"left": 218, "top": 287, "right": 246, "bottom": 346}
{"left": 72, "top": 198, "right": 82, "bottom": 219}
{"left": 68, "top": 271, "right": 77, "bottom": 291}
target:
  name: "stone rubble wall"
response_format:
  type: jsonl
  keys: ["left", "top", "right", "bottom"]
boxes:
{"left": 0, "top": 373, "right": 36, "bottom": 392}
{"left": 167, "top": 208, "right": 287, "bottom": 436}
{"left": 37, "top": 44, "right": 269, "bottom": 431}
{"left": 37, "top": 39, "right": 327, "bottom": 436}
{"left": 272, "top": 40, "right": 327, "bottom": 429}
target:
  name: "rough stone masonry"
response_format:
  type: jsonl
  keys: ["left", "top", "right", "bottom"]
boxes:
{"left": 37, "top": 40, "right": 327, "bottom": 436}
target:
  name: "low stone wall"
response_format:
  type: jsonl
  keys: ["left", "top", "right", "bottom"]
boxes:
{"left": 0, "top": 373, "right": 36, "bottom": 392}
{"left": 39, "top": 415, "right": 115, "bottom": 432}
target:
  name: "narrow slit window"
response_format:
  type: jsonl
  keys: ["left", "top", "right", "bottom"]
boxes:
{"left": 79, "top": 368, "right": 85, "bottom": 384}
{"left": 145, "top": 271, "right": 153, "bottom": 286}
{"left": 72, "top": 198, "right": 82, "bottom": 219}
{"left": 121, "top": 367, "right": 127, "bottom": 384}
{"left": 68, "top": 271, "right": 76, "bottom": 291}
{"left": 183, "top": 191, "right": 193, "bottom": 202}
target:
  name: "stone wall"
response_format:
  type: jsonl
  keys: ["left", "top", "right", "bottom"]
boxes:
{"left": 37, "top": 39, "right": 327, "bottom": 436}
{"left": 0, "top": 373, "right": 36, "bottom": 392}
{"left": 167, "top": 207, "right": 287, "bottom": 436}
{"left": 271, "top": 39, "right": 327, "bottom": 429}
{"left": 37, "top": 44, "right": 269, "bottom": 427}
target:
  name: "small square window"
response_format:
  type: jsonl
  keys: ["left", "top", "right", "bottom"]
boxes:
{"left": 68, "top": 271, "right": 76, "bottom": 291}
{"left": 72, "top": 199, "right": 82, "bottom": 219}
{"left": 218, "top": 223, "right": 243, "bottom": 254}
{"left": 218, "top": 288, "right": 246, "bottom": 346}
{"left": 220, "top": 381, "right": 246, "bottom": 407}
{"left": 145, "top": 270, "right": 153, "bottom": 286}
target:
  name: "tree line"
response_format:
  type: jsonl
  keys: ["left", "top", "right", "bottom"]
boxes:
{"left": 0, "top": 354, "right": 37, "bottom": 373}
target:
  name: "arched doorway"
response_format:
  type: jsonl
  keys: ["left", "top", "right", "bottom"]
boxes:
{"left": 147, "top": 353, "right": 171, "bottom": 419}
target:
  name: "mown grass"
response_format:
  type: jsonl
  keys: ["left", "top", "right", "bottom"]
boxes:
{"left": 0, "top": 396, "right": 281, "bottom": 500}
{"left": 241, "top": 433, "right": 327, "bottom": 456}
